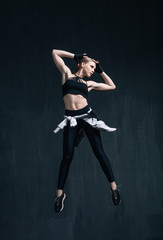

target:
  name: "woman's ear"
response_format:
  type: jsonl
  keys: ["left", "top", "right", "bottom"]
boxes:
{"left": 81, "top": 62, "right": 85, "bottom": 68}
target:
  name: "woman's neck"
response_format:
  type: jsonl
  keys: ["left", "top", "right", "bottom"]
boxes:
{"left": 75, "top": 69, "right": 85, "bottom": 78}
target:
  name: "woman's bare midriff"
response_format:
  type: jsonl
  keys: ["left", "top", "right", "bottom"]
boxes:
{"left": 63, "top": 94, "right": 88, "bottom": 110}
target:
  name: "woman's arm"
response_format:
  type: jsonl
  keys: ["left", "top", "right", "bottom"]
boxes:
{"left": 52, "top": 49, "right": 74, "bottom": 75}
{"left": 87, "top": 71, "right": 116, "bottom": 91}
{"left": 100, "top": 71, "right": 116, "bottom": 89}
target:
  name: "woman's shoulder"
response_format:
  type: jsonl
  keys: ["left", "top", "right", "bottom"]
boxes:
{"left": 61, "top": 71, "right": 74, "bottom": 85}
{"left": 87, "top": 80, "right": 95, "bottom": 86}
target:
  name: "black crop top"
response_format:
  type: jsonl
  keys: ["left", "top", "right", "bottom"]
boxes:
{"left": 62, "top": 76, "right": 88, "bottom": 99}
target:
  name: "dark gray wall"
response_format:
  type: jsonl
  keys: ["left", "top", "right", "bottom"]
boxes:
{"left": 0, "top": 0, "right": 162, "bottom": 240}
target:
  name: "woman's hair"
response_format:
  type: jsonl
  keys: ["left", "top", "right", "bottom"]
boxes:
{"left": 74, "top": 56, "right": 96, "bottom": 74}
{"left": 78, "top": 56, "right": 95, "bottom": 65}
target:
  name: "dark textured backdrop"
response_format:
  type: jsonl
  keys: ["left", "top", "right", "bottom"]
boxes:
{"left": 0, "top": 0, "right": 162, "bottom": 240}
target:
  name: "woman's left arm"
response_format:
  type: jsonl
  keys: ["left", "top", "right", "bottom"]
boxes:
{"left": 100, "top": 71, "right": 116, "bottom": 89}
{"left": 87, "top": 61, "right": 116, "bottom": 91}
{"left": 87, "top": 72, "right": 116, "bottom": 91}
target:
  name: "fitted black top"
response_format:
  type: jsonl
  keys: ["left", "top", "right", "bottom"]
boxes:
{"left": 62, "top": 76, "right": 88, "bottom": 99}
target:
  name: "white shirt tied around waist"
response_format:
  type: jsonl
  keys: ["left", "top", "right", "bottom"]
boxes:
{"left": 54, "top": 107, "right": 117, "bottom": 133}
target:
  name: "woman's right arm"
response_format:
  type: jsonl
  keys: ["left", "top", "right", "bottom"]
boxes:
{"left": 52, "top": 49, "right": 74, "bottom": 79}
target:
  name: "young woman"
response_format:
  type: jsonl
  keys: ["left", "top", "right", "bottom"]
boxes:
{"left": 52, "top": 49, "right": 121, "bottom": 212}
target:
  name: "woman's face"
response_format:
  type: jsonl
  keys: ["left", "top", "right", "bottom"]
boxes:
{"left": 83, "top": 61, "right": 96, "bottom": 77}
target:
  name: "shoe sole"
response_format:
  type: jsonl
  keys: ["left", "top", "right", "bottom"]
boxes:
{"left": 59, "top": 193, "right": 66, "bottom": 212}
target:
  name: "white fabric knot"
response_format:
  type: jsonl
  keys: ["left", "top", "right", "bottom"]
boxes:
{"left": 54, "top": 116, "right": 78, "bottom": 133}
{"left": 66, "top": 116, "right": 77, "bottom": 127}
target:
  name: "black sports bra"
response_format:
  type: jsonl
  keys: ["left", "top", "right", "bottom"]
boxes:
{"left": 62, "top": 76, "right": 88, "bottom": 99}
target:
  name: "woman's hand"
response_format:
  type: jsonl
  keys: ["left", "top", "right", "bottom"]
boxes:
{"left": 94, "top": 60, "right": 103, "bottom": 74}
{"left": 73, "top": 53, "right": 87, "bottom": 63}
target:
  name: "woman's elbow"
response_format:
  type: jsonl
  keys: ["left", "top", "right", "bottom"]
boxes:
{"left": 52, "top": 49, "right": 56, "bottom": 55}
{"left": 110, "top": 84, "right": 116, "bottom": 90}
{"left": 52, "top": 49, "right": 60, "bottom": 56}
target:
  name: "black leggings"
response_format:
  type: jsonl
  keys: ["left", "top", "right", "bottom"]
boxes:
{"left": 57, "top": 117, "right": 115, "bottom": 190}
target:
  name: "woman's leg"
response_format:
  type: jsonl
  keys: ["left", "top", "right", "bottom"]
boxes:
{"left": 80, "top": 120, "right": 121, "bottom": 205}
{"left": 80, "top": 120, "right": 116, "bottom": 186}
{"left": 81, "top": 120, "right": 120, "bottom": 205}
{"left": 57, "top": 123, "right": 79, "bottom": 195}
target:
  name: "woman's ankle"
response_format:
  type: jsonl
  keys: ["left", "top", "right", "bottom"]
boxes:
{"left": 57, "top": 189, "right": 63, "bottom": 197}
{"left": 110, "top": 182, "right": 117, "bottom": 190}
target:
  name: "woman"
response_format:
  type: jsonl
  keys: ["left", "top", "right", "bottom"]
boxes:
{"left": 52, "top": 49, "right": 121, "bottom": 212}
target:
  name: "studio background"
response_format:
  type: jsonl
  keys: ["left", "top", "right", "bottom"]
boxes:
{"left": 0, "top": 0, "right": 162, "bottom": 240}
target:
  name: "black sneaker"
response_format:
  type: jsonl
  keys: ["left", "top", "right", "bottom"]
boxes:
{"left": 110, "top": 188, "right": 121, "bottom": 206}
{"left": 54, "top": 192, "right": 66, "bottom": 212}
